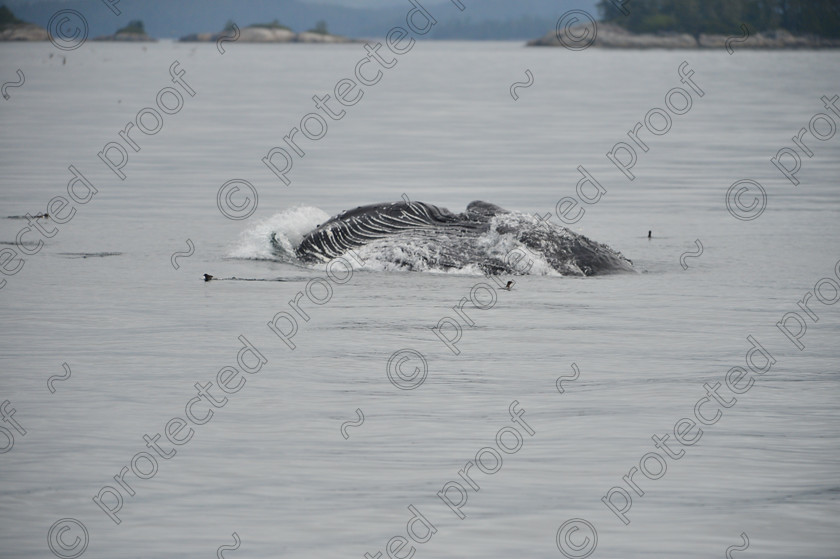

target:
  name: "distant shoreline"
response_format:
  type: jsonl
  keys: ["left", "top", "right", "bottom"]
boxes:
{"left": 3, "top": 19, "right": 839, "bottom": 48}
{"left": 0, "top": 22, "right": 47, "bottom": 41}
{"left": 179, "top": 25, "right": 361, "bottom": 44}
{"left": 529, "top": 22, "right": 840, "bottom": 49}
{"left": 0, "top": 22, "right": 359, "bottom": 44}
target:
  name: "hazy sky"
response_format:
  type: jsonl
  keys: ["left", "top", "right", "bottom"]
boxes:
{"left": 7, "top": 0, "right": 413, "bottom": 4}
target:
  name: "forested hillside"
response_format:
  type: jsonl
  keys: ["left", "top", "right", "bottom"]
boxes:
{"left": 598, "top": 0, "right": 840, "bottom": 37}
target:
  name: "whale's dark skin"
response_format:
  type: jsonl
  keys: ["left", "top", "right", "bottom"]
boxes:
{"left": 277, "top": 200, "right": 633, "bottom": 276}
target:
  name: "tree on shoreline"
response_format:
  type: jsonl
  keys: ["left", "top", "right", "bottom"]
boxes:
{"left": 597, "top": 0, "right": 840, "bottom": 38}
{"left": 0, "top": 4, "right": 23, "bottom": 26}
{"left": 308, "top": 20, "right": 329, "bottom": 35}
{"left": 249, "top": 19, "right": 292, "bottom": 31}
{"left": 116, "top": 20, "right": 146, "bottom": 35}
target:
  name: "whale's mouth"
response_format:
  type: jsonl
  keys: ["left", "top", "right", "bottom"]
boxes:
{"left": 245, "top": 201, "right": 634, "bottom": 277}
{"left": 294, "top": 200, "right": 500, "bottom": 263}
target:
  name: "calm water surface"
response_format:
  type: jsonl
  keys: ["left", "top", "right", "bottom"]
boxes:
{"left": 1, "top": 39, "right": 839, "bottom": 558}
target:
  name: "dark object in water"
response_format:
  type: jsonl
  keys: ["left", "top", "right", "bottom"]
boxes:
{"left": 283, "top": 200, "right": 633, "bottom": 276}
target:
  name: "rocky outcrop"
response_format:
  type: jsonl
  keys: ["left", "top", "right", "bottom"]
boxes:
{"left": 180, "top": 25, "right": 358, "bottom": 44}
{"left": 528, "top": 23, "right": 693, "bottom": 48}
{"left": 698, "top": 29, "right": 840, "bottom": 49}
{"left": 92, "top": 32, "right": 156, "bottom": 42}
{"left": 295, "top": 31, "right": 356, "bottom": 43}
{"left": 0, "top": 22, "right": 48, "bottom": 41}
{"left": 528, "top": 22, "right": 840, "bottom": 48}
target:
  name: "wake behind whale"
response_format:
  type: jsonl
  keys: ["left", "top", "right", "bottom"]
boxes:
{"left": 267, "top": 200, "right": 633, "bottom": 276}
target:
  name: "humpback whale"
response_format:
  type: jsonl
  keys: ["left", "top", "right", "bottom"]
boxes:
{"left": 273, "top": 200, "right": 633, "bottom": 276}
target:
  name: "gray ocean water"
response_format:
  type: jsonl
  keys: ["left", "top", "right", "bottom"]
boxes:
{"left": 1, "top": 35, "right": 839, "bottom": 559}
